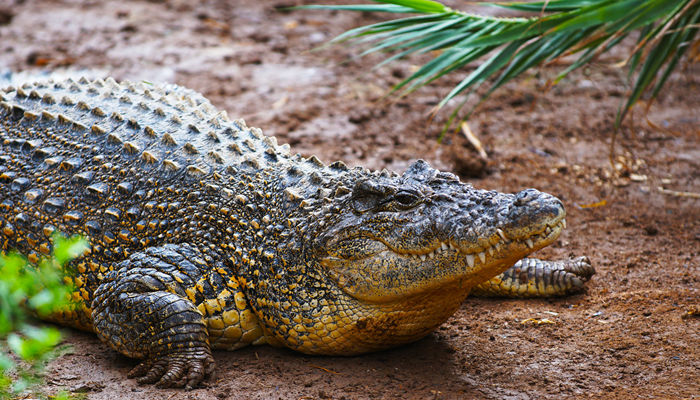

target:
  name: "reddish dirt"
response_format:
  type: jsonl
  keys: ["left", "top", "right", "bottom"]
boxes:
{"left": 1, "top": 0, "right": 699, "bottom": 399}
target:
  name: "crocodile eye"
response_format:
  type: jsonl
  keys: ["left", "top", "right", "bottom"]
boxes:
{"left": 393, "top": 191, "right": 419, "bottom": 207}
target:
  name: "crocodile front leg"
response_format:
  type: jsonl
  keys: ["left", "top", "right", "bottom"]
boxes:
{"left": 91, "top": 244, "right": 216, "bottom": 388}
{"left": 470, "top": 256, "right": 595, "bottom": 298}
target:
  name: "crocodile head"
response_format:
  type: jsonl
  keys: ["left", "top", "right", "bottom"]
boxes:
{"left": 254, "top": 159, "right": 566, "bottom": 354}
{"left": 315, "top": 160, "right": 566, "bottom": 303}
{"left": 286, "top": 160, "right": 566, "bottom": 353}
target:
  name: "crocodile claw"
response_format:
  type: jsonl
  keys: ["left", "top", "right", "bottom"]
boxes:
{"left": 128, "top": 347, "right": 215, "bottom": 389}
{"left": 564, "top": 255, "right": 596, "bottom": 285}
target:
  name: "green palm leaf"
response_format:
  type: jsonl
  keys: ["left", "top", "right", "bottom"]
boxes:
{"left": 299, "top": 0, "right": 700, "bottom": 130}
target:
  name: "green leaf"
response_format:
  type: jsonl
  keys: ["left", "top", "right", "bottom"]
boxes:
{"left": 52, "top": 234, "right": 89, "bottom": 266}
{"left": 0, "top": 352, "right": 13, "bottom": 372}
{"left": 297, "top": 4, "right": 417, "bottom": 14}
{"left": 0, "top": 233, "right": 89, "bottom": 398}
{"left": 651, "top": 7, "right": 700, "bottom": 98}
{"left": 547, "top": 0, "right": 639, "bottom": 33}
{"left": 627, "top": 24, "right": 655, "bottom": 79}
{"left": 440, "top": 39, "right": 525, "bottom": 107}
{"left": 359, "top": 20, "right": 452, "bottom": 55}
{"left": 0, "top": 253, "right": 25, "bottom": 272}
{"left": 27, "top": 287, "right": 69, "bottom": 316}
{"left": 395, "top": 46, "right": 486, "bottom": 94}
{"left": 553, "top": 30, "right": 628, "bottom": 85}
{"left": 332, "top": 13, "right": 449, "bottom": 43}
{"left": 619, "top": 1, "right": 700, "bottom": 125}
{"left": 302, "top": 0, "right": 698, "bottom": 131}
{"left": 376, "top": 0, "right": 448, "bottom": 13}
{"left": 7, "top": 333, "right": 23, "bottom": 357}
{"left": 492, "top": 0, "right": 606, "bottom": 13}
{"left": 606, "top": 1, "right": 684, "bottom": 35}
{"left": 8, "top": 326, "right": 62, "bottom": 362}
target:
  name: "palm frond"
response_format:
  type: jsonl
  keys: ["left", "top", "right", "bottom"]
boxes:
{"left": 299, "top": 0, "right": 700, "bottom": 130}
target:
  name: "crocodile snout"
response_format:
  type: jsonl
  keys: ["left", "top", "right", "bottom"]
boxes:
{"left": 504, "top": 189, "right": 565, "bottom": 237}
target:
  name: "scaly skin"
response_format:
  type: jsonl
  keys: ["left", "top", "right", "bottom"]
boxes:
{"left": 0, "top": 77, "right": 593, "bottom": 388}
{"left": 471, "top": 256, "right": 594, "bottom": 297}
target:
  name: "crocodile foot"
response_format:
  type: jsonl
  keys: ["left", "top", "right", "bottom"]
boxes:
{"left": 471, "top": 256, "right": 595, "bottom": 298}
{"left": 127, "top": 346, "right": 215, "bottom": 389}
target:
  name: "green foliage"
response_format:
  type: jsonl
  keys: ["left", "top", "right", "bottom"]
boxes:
{"left": 301, "top": 0, "right": 700, "bottom": 131}
{"left": 0, "top": 234, "right": 89, "bottom": 399}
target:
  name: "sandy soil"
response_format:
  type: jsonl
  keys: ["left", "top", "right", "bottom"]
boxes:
{"left": 1, "top": 0, "right": 698, "bottom": 399}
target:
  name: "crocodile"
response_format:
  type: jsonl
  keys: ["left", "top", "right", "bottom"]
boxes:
{"left": 0, "top": 77, "right": 594, "bottom": 388}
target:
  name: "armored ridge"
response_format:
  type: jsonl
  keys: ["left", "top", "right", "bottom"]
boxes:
{"left": 0, "top": 77, "right": 593, "bottom": 388}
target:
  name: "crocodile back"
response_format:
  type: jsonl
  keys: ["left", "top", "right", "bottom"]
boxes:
{"left": 0, "top": 78, "right": 288, "bottom": 306}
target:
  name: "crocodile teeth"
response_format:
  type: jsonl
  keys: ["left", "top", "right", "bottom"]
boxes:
{"left": 420, "top": 254, "right": 427, "bottom": 261}
{"left": 525, "top": 238, "right": 534, "bottom": 249}
{"left": 487, "top": 246, "right": 494, "bottom": 256}
{"left": 562, "top": 219, "right": 567, "bottom": 229}
{"left": 545, "top": 226, "right": 552, "bottom": 235}
{"left": 441, "top": 242, "right": 448, "bottom": 251}
{"left": 497, "top": 228, "right": 507, "bottom": 241}
{"left": 466, "top": 254, "right": 475, "bottom": 268}
{"left": 428, "top": 251, "right": 434, "bottom": 259}
{"left": 477, "top": 251, "right": 486, "bottom": 263}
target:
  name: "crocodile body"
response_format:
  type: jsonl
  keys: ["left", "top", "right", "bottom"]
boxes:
{"left": 0, "top": 77, "right": 593, "bottom": 388}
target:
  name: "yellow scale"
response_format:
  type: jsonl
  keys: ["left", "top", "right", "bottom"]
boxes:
{"left": 187, "top": 274, "right": 269, "bottom": 350}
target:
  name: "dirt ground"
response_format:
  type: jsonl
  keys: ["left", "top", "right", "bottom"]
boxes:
{"left": 1, "top": 0, "right": 698, "bottom": 399}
